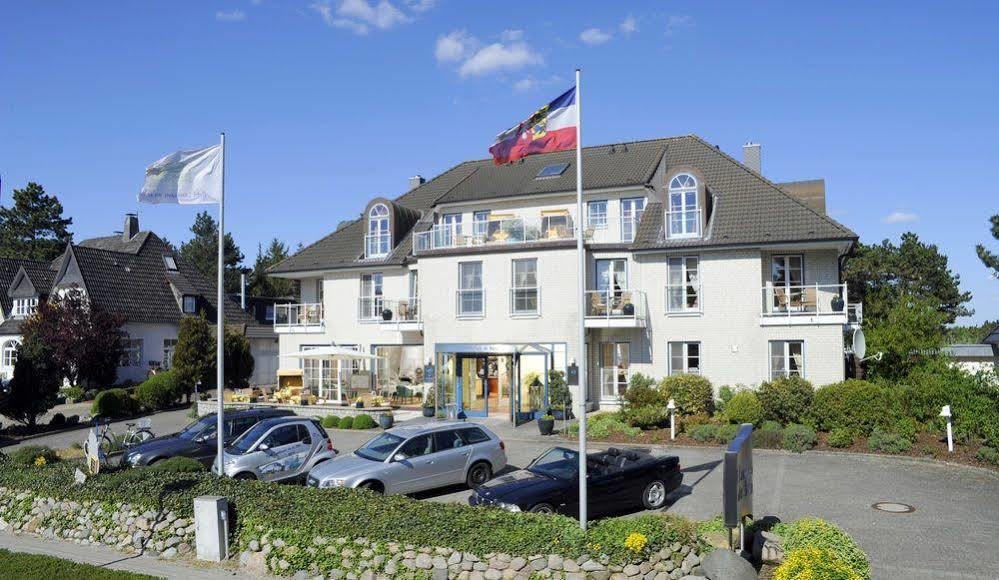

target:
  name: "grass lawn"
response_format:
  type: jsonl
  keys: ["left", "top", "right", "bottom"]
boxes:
{"left": 0, "top": 548, "right": 162, "bottom": 580}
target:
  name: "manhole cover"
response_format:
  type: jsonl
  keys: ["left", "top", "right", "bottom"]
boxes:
{"left": 872, "top": 502, "right": 915, "bottom": 513}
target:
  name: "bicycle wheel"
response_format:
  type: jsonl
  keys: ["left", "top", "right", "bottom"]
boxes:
{"left": 127, "top": 429, "right": 154, "bottom": 446}
{"left": 100, "top": 435, "right": 114, "bottom": 455}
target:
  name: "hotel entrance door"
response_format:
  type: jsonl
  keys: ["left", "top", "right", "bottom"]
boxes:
{"left": 456, "top": 354, "right": 514, "bottom": 418}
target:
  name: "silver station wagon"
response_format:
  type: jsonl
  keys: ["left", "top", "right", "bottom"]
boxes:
{"left": 307, "top": 422, "right": 507, "bottom": 494}
{"left": 213, "top": 416, "right": 336, "bottom": 482}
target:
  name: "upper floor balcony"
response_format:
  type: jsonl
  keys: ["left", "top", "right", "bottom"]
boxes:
{"left": 274, "top": 302, "right": 324, "bottom": 333}
{"left": 585, "top": 213, "right": 644, "bottom": 244}
{"left": 584, "top": 289, "right": 647, "bottom": 328}
{"left": 414, "top": 214, "right": 574, "bottom": 254}
{"left": 760, "top": 283, "right": 861, "bottom": 327}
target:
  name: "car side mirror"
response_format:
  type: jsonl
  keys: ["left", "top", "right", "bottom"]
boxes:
{"left": 258, "top": 443, "right": 270, "bottom": 452}
{"left": 393, "top": 452, "right": 407, "bottom": 462}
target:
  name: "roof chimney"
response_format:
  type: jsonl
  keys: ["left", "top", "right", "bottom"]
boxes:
{"left": 409, "top": 175, "right": 426, "bottom": 190}
{"left": 743, "top": 142, "right": 762, "bottom": 174}
{"left": 123, "top": 213, "right": 139, "bottom": 241}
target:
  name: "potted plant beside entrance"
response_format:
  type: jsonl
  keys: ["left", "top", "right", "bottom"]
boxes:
{"left": 548, "top": 370, "right": 573, "bottom": 420}
{"left": 379, "top": 412, "right": 394, "bottom": 429}
{"left": 538, "top": 411, "right": 555, "bottom": 436}
{"left": 422, "top": 388, "right": 436, "bottom": 417}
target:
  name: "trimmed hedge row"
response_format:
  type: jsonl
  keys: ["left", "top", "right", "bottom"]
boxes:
{"left": 0, "top": 548, "right": 158, "bottom": 580}
{"left": 0, "top": 462, "right": 699, "bottom": 566}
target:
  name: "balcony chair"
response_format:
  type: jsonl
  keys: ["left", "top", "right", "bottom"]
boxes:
{"left": 590, "top": 292, "right": 607, "bottom": 316}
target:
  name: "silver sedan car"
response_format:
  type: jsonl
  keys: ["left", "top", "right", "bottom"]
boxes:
{"left": 306, "top": 422, "right": 507, "bottom": 494}
{"left": 213, "top": 416, "right": 336, "bottom": 482}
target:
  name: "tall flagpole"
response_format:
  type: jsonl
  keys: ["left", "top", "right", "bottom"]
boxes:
{"left": 216, "top": 132, "right": 227, "bottom": 475}
{"left": 574, "top": 68, "right": 588, "bottom": 530}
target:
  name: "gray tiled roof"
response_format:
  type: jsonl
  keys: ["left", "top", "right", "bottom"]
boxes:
{"left": 0, "top": 257, "right": 55, "bottom": 315}
{"left": 271, "top": 134, "right": 857, "bottom": 273}
{"left": 78, "top": 231, "right": 151, "bottom": 254}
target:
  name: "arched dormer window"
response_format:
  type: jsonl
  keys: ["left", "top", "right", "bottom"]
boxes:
{"left": 667, "top": 173, "right": 701, "bottom": 238}
{"left": 366, "top": 203, "right": 391, "bottom": 257}
{"left": 1, "top": 339, "right": 20, "bottom": 370}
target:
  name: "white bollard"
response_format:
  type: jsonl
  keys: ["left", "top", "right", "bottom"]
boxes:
{"left": 195, "top": 496, "right": 229, "bottom": 562}
{"left": 667, "top": 398, "right": 677, "bottom": 441}
{"left": 940, "top": 405, "right": 954, "bottom": 453}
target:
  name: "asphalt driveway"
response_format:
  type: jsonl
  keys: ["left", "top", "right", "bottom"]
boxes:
{"left": 5, "top": 409, "right": 998, "bottom": 579}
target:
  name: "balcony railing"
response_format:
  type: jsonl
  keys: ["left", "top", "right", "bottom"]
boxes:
{"left": 664, "top": 208, "right": 702, "bottom": 239}
{"left": 414, "top": 216, "right": 574, "bottom": 253}
{"left": 378, "top": 298, "right": 421, "bottom": 323}
{"left": 365, "top": 233, "right": 391, "bottom": 258}
{"left": 509, "top": 287, "right": 541, "bottom": 316}
{"left": 847, "top": 303, "right": 863, "bottom": 326}
{"left": 761, "top": 283, "right": 850, "bottom": 317}
{"left": 585, "top": 290, "right": 647, "bottom": 323}
{"left": 358, "top": 296, "right": 384, "bottom": 321}
{"left": 274, "top": 303, "right": 324, "bottom": 329}
{"left": 586, "top": 213, "right": 644, "bottom": 244}
{"left": 456, "top": 289, "right": 485, "bottom": 318}
{"left": 600, "top": 368, "right": 631, "bottom": 400}
{"left": 664, "top": 281, "right": 703, "bottom": 314}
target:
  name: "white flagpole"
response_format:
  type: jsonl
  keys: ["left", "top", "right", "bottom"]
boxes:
{"left": 216, "top": 132, "right": 227, "bottom": 475}
{"left": 574, "top": 68, "right": 588, "bottom": 530}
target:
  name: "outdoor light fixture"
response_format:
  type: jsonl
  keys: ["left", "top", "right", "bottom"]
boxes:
{"left": 940, "top": 405, "right": 953, "bottom": 452}
{"left": 667, "top": 398, "right": 677, "bottom": 440}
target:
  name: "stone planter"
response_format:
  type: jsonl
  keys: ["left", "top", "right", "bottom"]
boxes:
{"left": 422, "top": 406, "right": 435, "bottom": 417}
{"left": 379, "top": 414, "right": 395, "bottom": 429}
{"left": 538, "top": 417, "right": 555, "bottom": 436}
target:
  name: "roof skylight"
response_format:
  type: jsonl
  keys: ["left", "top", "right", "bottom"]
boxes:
{"left": 536, "top": 163, "right": 569, "bottom": 179}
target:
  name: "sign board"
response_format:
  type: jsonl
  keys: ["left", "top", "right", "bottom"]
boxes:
{"left": 423, "top": 363, "right": 436, "bottom": 384}
{"left": 723, "top": 423, "right": 754, "bottom": 528}
{"left": 566, "top": 362, "right": 579, "bottom": 386}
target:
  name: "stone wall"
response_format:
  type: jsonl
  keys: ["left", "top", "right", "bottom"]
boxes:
{"left": 196, "top": 400, "right": 393, "bottom": 420}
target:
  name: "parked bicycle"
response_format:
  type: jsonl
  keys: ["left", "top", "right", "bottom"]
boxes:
{"left": 84, "top": 418, "right": 155, "bottom": 457}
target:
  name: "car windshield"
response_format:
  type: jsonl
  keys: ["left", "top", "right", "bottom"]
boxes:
{"left": 355, "top": 432, "right": 405, "bottom": 462}
{"left": 177, "top": 415, "right": 216, "bottom": 441}
{"left": 527, "top": 448, "right": 579, "bottom": 480}
{"left": 227, "top": 421, "right": 272, "bottom": 455}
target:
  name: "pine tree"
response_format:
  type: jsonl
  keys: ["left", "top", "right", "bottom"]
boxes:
{"left": 977, "top": 214, "right": 999, "bottom": 279}
{"left": 179, "top": 211, "right": 246, "bottom": 294}
{"left": 249, "top": 238, "right": 298, "bottom": 297}
{"left": 0, "top": 182, "right": 73, "bottom": 261}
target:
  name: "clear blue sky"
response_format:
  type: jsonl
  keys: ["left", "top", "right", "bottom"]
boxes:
{"left": 1, "top": 1, "right": 996, "bottom": 324}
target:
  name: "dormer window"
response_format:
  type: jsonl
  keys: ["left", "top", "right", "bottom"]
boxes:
{"left": 366, "top": 203, "right": 391, "bottom": 257}
{"left": 667, "top": 173, "right": 701, "bottom": 238}
{"left": 182, "top": 295, "right": 197, "bottom": 314}
{"left": 163, "top": 255, "right": 178, "bottom": 271}
{"left": 12, "top": 298, "right": 38, "bottom": 318}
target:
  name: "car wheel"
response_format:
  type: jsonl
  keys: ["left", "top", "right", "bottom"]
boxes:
{"left": 529, "top": 503, "right": 556, "bottom": 514}
{"left": 642, "top": 480, "right": 668, "bottom": 510}
{"left": 465, "top": 462, "right": 492, "bottom": 488}
{"left": 359, "top": 481, "right": 384, "bottom": 494}
{"left": 234, "top": 472, "right": 256, "bottom": 481}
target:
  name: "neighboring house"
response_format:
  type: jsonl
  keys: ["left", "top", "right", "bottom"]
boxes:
{"left": 231, "top": 294, "right": 294, "bottom": 386}
{"left": 942, "top": 343, "right": 998, "bottom": 374}
{"left": 0, "top": 214, "right": 277, "bottom": 386}
{"left": 267, "top": 135, "right": 861, "bottom": 421}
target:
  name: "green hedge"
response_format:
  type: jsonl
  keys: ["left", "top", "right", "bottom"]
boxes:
{"left": 658, "top": 374, "right": 714, "bottom": 416}
{"left": 827, "top": 428, "right": 854, "bottom": 448}
{"left": 337, "top": 416, "right": 354, "bottom": 429}
{"left": 145, "top": 456, "right": 206, "bottom": 473}
{"left": 782, "top": 424, "right": 817, "bottom": 453}
{"left": 133, "top": 371, "right": 182, "bottom": 411}
{"left": 758, "top": 376, "right": 814, "bottom": 424}
{"left": 0, "top": 463, "right": 699, "bottom": 567}
{"left": 352, "top": 414, "right": 377, "bottom": 429}
{"left": 0, "top": 548, "right": 157, "bottom": 580}
{"left": 774, "top": 517, "right": 870, "bottom": 580}
{"left": 724, "top": 391, "right": 763, "bottom": 425}
{"left": 91, "top": 388, "right": 137, "bottom": 418}
{"left": 321, "top": 416, "right": 339, "bottom": 429}
{"left": 567, "top": 413, "right": 640, "bottom": 439}
{"left": 5, "top": 445, "right": 59, "bottom": 468}
{"left": 811, "top": 380, "right": 899, "bottom": 435}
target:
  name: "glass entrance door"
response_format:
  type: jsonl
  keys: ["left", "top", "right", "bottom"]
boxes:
{"left": 516, "top": 353, "right": 548, "bottom": 423}
{"left": 458, "top": 355, "right": 488, "bottom": 416}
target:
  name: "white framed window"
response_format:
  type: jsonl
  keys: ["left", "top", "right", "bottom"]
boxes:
{"left": 666, "top": 257, "right": 701, "bottom": 313}
{"left": 595, "top": 259, "right": 628, "bottom": 293}
{"left": 587, "top": 200, "right": 608, "bottom": 230}
{"left": 472, "top": 210, "right": 490, "bottom": 238}
{"left": 366, "top": 203, "right": 391, "bottom": 257}
{"left": 771, "top": 255, "right": 805, "bottom": 312}
{"left": 667, "top": 173, "right": 700, "bottom": 238}
{"left": 457, "top": 262, "right": 484, "bottom": 317}
{"left": 620, "top": 197, "right": 645, "bottom": 242}
{"left": 12, "top": 298, "right": 38, "bottom": 318}
{"left": 1, "top": 339, "right": 20, "bottom": 369}
{"left": 182, "top": 295, "right": 197, "bottom": 314}
{"left": 510, "top": 259, "right": 539, "bottom": 316}
{"left": 120, "top": 338, "right": 144, "bottom": 367}
{"left": 668, "top": 341, "right": 701, "bottom": 375}
{"left": 600, "top": 342, "right": 631, "bottom": 398}
{"left": 163, "top": 338, "right": 178, "bottom": 370}
{"left": 436, "top": 212, "right": 463, "bottom": 247}
{"left": 770, "top": 340, "right": 805, "bottom": 379}
{"left": 360, "top": 273, "right": 383, "bottom": 320}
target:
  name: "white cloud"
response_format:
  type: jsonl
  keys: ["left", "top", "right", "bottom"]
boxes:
{"left": 216, "top": 9, "right": 247, "bottom": 22}
{"left": 620, "top": 15, "right": 637, "bottom": 35}
{"left": 883, "top": 211, "right": 919, "bottom": 224}
{"left": 665, "top": 15, "right": 693, "bottom": 36}
{"left": 437, "top": 29, "right": 543, "bottom": 78}
{"left": 435, "top": 30, "right": 477, "bottom": 63}
{"left": 580, "top": 27, "right": 612, "bottom": 46}
{"left": 312, "top": 0, "right": 411, "bottom": 35}
{"left": 513, "top": 78, "right": 537, "bottom": 92}
{"left": 500, "top": 29, "right": 524, "bottom": 42}
{"left": 404, "top": 0, "right": 436, "bottom": 12}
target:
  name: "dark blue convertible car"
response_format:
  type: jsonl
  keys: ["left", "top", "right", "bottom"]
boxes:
{"left": 469, "top": 446, "right": 682, "bottom": 517}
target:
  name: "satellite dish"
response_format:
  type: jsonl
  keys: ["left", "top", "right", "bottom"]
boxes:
{"left": 852, "top": 328, "right": 866, "bottom": 360}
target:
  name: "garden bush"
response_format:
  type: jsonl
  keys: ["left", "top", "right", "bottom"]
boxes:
{"left": 775, "top": 547, "right": 862, "bottom": 580}
{"left": 827, "top": 428, "right": 855, "bottom": 448}
{"left": 66, "top": 414, "right": 80, "bottom": 425}
{"left": 715, "top": 385, "right": 735, "bottom": 414}
{"left": 134, "top": 371, "right": 182, "bottom": 411}
{"left": 901, "top": 364, "right": 999, "bottom": 447}
{"left": 976, "top": 446, "right": 998, "bottom": 465}
{"left": 0, "top": 548, "right": 159, "bottom": 580}
{"left": 568, "top": 413, "right": 641, "bottom": 439}
{"left": 782, "top": 424, "right": 817, "bottom": 453}
{"left": 146, "top": 456, "right": 206, "bottom": 473}
{"left": 723, "top": 390, "right": 763, "bottom": 425}
{"left": 586, "top": 514, "right": 697, "bottom": 563}
{"left": 773, "top": 517, "right": 870, "bottom": 579}
{"left": 91, "top": 388, "right": 137, "bottom": 418}
{"left": 657, "top": 374, "right": 714, "bottom": 416}
{"left": 7, "top": 445, "right": 59, "bottom": 468}
{"left": 337, "top": 416, "right": 354, "bottom": 430}
{"left": 867, "top": 428, "right": 912, "bottom": 454}
{"left": 758, "top": 376, "right": 814, "bottom": 424}
{"left": 60, "top": 386, "right": 85, "bottom": 402}
{"left": 689, "top": 424, "right": 717, "bottom": 442}
{"left": 679, "top": 412, "right": 711, "bottom": 434}
{"left": 753, "top": 422, "right": 783, "bottom": 448}
{"left": 352, "top": 414, "right": 377, "bottom": 429}
{"left": 624, "top": 405, "right": 668, "bottom": 430}
{"left": 321, "top": 416, "right": 339, "bottom": 429}
{"left": 49, "top": 413, "right": 66, "bottom": 427}
{"left": 811, "top": 380, "right": 900, "bottom": 435}
{"left": 714, "top": 423, "right": 739, "bottom": 444}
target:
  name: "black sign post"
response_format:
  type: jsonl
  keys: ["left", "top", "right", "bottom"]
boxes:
{"left": 723, "top": 423, "right": 754, "bottom": 552}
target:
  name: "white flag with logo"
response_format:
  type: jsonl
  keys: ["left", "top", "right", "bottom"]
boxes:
{"left": 138, "top": 144, "right": 222, "bottom": 204}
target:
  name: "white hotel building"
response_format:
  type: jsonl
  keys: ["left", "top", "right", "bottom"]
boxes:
{"left": 268, "top": 135, "right": 860, "bottom": 422}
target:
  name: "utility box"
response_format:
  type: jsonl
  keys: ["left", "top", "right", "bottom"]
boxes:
{"left": 194, "top": 495, "right": 229, "bottom": 562}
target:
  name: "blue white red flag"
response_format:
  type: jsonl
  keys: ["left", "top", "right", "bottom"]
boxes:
{"left": 489, "top": 86, "right": 578, "bottom": 165}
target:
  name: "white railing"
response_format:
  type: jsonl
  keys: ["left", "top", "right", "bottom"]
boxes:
{"left": 761, "top": 283, "right": 849, "bottom": 317}
{"left": 509, "top": 287, "right": 541, "bottom": 316}
{"left": 585, "top": 289, "right": 647, "bottom": 321}
{"left": 600, "top": 368, "right": 631, "bottom": 399}
{"left": 414, "top": 216, "right": 574, "bottom": 253}
{"left": 365, "top": 233, "right": 391, "bottom": 258}
{"left": 586, "top": 212, "right": 644, "bottom": 244}
{"left": 664, "top": 208, "right": 702, "bottom": 239}
{"left": 378, "top": 298, "right": 421, "bottom": 323}
{"left": 274, "top": 303, "right": 324, "bottom": 328}
{"left": 456, "top": 288, "right": 485, "bottom": 317}
{"left": 847, "top": 303, "right": 863, "bottom": 326}
{"left": 358, "top": 296, "right": 384, "bottom": 321}
{"left": 664, "top": 282, "right": 703, "bottom": 314}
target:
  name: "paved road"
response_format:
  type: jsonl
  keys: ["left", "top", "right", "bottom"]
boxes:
{"left": 6, "top": 409, "right": 999, "bottom": 579}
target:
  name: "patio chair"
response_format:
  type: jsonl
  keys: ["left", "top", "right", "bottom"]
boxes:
{"left": 590, "top": 292, "right": 607, "bottom": 316}
{"left": 773, "top": 287, "right": 790, "bottom": 313}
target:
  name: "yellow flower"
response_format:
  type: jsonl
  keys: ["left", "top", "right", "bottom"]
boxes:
{"left": 34, "top": 456, "right": 47, "bottom": 467}
{"left": 624, "top": 532, "right": 648, "bottom": 553}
